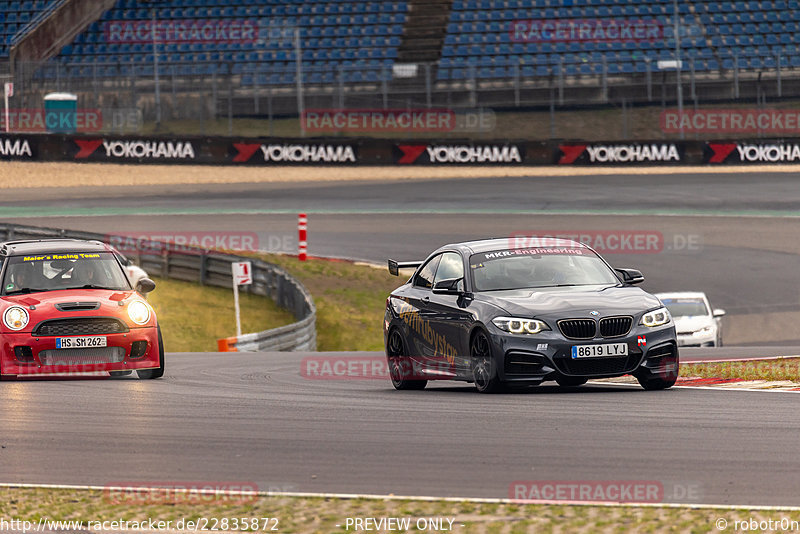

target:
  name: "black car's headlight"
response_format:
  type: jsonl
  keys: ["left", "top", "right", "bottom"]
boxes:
{"left": 640, "top": 307, "right": 671, "bottom": 327}
{"left": 492, "top": 317, "right": 550, "bottom": 334}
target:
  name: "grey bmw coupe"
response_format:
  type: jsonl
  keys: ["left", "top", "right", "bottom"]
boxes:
{"left": 384, "top": 237, "right": 678, "bottom": 393}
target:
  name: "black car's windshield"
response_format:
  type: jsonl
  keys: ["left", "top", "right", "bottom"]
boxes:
{"left": 660, "top": 298, "right": 709, "bottom": 317}
{"left": 2, "top": 252, "right": 131, "bottom": 295}
{"left": 470, "top": 247, "right": 620, "bottom": 291}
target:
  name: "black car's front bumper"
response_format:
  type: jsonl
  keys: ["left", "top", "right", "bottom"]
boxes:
{"left": 487, "top": 323, "right": 678, "bottom": 384}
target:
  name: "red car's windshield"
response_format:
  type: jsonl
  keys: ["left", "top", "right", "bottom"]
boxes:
{"left": 2, "top": 252, "right": 131, "bottom": 295}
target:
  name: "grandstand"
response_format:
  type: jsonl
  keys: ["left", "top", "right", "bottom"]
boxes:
{"left": 6, "top": 0, "right": 800, "bottom": 81}
{"left": 2, "top": 0, "right": 800, "bottom": 132}
{"left": 438, "top": 0, "right": 800, "bottom": 80}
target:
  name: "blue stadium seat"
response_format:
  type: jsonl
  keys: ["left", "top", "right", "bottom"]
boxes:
{"left": 13, "top": 0, "right": 792, "bottom": 83}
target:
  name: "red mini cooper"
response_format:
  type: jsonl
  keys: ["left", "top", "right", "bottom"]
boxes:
{"left": 0, "top": 239, "right": 163, "bottom": 379}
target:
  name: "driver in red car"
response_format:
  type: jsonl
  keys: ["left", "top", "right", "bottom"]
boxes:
{"left": 72, "top": 260, "right": 99, "bottom": 287}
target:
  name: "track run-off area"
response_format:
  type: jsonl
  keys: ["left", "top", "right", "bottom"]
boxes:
{"left": 1, "top": 164, "right": 800, "bottom": 508}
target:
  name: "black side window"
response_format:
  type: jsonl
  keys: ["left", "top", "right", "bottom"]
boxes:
{"left": 413, "top": 255, "right": 442, "bottom": 290}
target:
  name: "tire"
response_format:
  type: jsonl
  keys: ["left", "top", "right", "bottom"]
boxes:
{"left": 137, "top": 325, "right": 165, "bottom": 380}
{"left": 471, "top": 329, "right": 504, "bottom": 393}
{"left": 555, "top": 376, "right": 588, "bottom": 387}
{"left": 636, "top": 353, "right": 679, "bottom": 390}
{"left": 637, "top": 374, "right": 677, "bottom": 390}
{"left": 386, "top": 329, "right": 426, "bottom": 390}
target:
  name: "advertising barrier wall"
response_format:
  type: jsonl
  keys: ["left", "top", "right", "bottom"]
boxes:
{"left": 2, "top": 134, "right": 800, "bottom": 166}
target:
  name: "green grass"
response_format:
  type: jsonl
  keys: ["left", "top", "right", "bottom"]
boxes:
{"left": 147, "top": 276, "right": 295, "bottom": 352}
{"left": 3, "top": 487, "right": 796, "bottom": 533}
{"left": 253, "top": 255, "right": 402, "bottom": 351}
{"left": 681, "top": 358, "right": 800, "bottom": 382}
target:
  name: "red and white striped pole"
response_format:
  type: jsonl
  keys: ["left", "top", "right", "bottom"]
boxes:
{"left": 298, "top": 213, "right": 307, "bottom": 261}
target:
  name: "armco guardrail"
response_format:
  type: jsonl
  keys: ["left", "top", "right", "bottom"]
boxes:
{"left": 0, "top": 223, "right": 316, "bottom": 352}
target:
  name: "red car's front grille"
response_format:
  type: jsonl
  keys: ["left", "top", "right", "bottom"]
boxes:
{"left": 39, "top": 347, "right": 126, "bottom": 366}
{"left": 34, "top": 318, "right": 128, "bottom": 336}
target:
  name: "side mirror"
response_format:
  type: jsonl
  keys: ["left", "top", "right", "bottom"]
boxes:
{"left": 615, "top": 268, "right": 645, "bottom": 285}
{"left": 432, "top": 278, "right": 463, "bottom": 295}
{"left": 136, "top": 277, "right": 156, "bottom": 294}
{"left": 713, "top": 308, "right": 726, "bottom": 318}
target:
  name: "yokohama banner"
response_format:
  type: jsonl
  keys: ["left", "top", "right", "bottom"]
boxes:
{"left": 0, "top": 135, "right": 37, "bottom": 160}
{"left": 393, "top": 142, "right": 525, "bottom": 165}
{"left": 229, "top": 141, "right": 359, "bottom": 164}
{"left": 8, "top": 134, "right": 800, "bottom": 166}
{"left": 555, "top": 142, "right": 686, "bottom": 165}
{"left": 704, "top": 141, "right": 800, "bottom": 164}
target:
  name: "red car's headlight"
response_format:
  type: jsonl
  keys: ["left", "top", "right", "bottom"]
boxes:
{"left": 127, "top": 300, "right": 151, "bottom": 325}
{"left": 3, "top": 306, "right": 29, "bottom": 331}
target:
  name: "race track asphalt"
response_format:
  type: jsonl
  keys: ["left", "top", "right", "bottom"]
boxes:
{"left": 2, "top": 170, "right": 800, "bottom": 508}
{"left": 2, "top": 170, "right": 800, "bottom": 341}
{"left": 0, "top": 351, "right": 798, "bottom": 507}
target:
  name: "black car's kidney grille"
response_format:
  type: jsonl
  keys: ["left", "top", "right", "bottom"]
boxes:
{"left": 555, "top": 353, "right": 643, "bottom": 376}
{"left": 599, "top": 316, "right": 633, "bottom": 337}
{"left": 558, "top": 319, "right": 597, "bottom": 340}
{"left": 35, "top": 318, "right": 129, "bottom": 336}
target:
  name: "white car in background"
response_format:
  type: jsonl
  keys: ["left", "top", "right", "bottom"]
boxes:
{"left": 655, "top": 292, "right": 725, "bottom": 347}
{"left": 110, "top": 248, "right": 150, "bottom": 289}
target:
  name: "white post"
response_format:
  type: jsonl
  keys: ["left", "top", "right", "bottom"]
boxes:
{"left": 231, "top": 261, "right": 251, "bottom": 338}
{"left": 233, "top": 280, "right": 242, "bottom": 337}
{"left": 3, "top": 82, "right": 11, "bottom": 133}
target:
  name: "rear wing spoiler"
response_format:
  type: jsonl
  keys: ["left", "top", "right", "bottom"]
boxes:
{"left": 388, "top": 259, "right": 423, "bottom": 276}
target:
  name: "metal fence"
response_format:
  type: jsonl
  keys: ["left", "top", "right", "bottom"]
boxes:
{"left": 6, "top": 55, "right": 800, "bottom": 141}
{"left": 0, "top": 223, "right": 316, "bottom": 352}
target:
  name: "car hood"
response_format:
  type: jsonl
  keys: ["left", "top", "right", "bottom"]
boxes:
{"left": 473, "top": 284, "right": 662, "bottom": 319}
{"left": 673, "top": 315, "right": 715, "bottom": 334}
